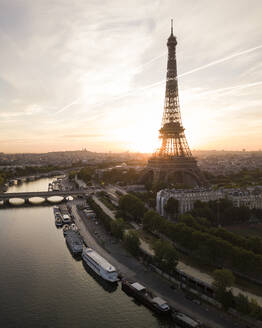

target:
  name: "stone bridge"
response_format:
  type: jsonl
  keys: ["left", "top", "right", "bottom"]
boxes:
{"left": 0, "top": 190, "right": 87, "bottom": 206}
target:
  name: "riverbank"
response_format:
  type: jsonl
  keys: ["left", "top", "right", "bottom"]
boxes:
{"left": 1, "top": 178, "right": 170, "bottom": 328}
{"left": 70, "top": 200, "right": 251, "bottom": 328}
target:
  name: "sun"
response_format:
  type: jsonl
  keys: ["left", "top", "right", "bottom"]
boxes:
{"left": 129, "top": 134, "right": 159, "bottom": 153}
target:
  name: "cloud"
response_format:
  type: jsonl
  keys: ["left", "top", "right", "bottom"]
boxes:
{"left": 62, "top": 134, "right": 104, "bottom": 138}
{"left": 1, "top": 0, "right": 262, "bottom": 152}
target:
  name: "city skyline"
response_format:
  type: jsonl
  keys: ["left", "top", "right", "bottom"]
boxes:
{"left": 1, "top": 0, "right": 262, "bottom": 153}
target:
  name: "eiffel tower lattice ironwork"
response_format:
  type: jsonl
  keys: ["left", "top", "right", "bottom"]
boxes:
{"left": 147, "top": 20, "right": 204, "bottom": 186}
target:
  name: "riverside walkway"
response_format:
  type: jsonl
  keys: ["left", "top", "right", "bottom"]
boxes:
{"left": 71, "top": 200, "right": 250, "bottom": 328}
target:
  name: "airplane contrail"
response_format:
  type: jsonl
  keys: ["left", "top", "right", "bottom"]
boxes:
{"left": 89, "top": 44, "right": 262, "bottom": 103}
{"left": 54, "top": 97, "right": 82, "bottom": 114}
{"left": 54, "top": 43, "right": 262, "bottom": 114}
{"left": 79, "top": 79, "right": 262, "bottom": 124}
{"left": 194, "top": 80, "right": 262, "bottom": 98}
{"left": 179, "top": 44, "right": 262, "bottom": 78}
{"left": 135, "top": 52, "right": 167, "bottom": 72}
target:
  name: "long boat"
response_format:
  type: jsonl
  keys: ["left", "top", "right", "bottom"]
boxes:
{"left": 65, "top": 231, "right": 83, "bottom": 256}
{"left": 82, "top": 247, "right": 118, "bottom": 283}
{"left": 121, "top": 279, "right": 171, "bottom": 315}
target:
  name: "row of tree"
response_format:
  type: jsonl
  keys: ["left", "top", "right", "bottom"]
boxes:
{"left": 0, "top": 165, "right": 60, "bottom": 182}
{"left": 130, "top": 191, "right": 156, "bottom": 208}
{"left": 212, "top": 269, "right": 262, "bottom": 320}
{"left": 191, "top": 198, "right": 262, "bottom": 225}
{"left": 118, "top": 193, "right": 262, "bottom": 268}
{"left": 164, "top": 196, "right": 262, "bottom": 226}
{"left": 206, "top": 168, "right": 262, "bottom": 187}
{"left": 87, "top": 197, "right": 141, "bottom": 256}
{"left": 118, "top": 194, "right": 146, "bottom": 221}
{"left": 88, "top": 196, "right": 179, "bottom": 273}
{"left": 77, "top": 166, "right": 95, "bottom": 184}
{"left": 101, "top": 168, "right": 140, "bottom": 185}
{"left": 142, "top": 210, "right": 262, "bottom": 281}
{"left": 177, "top": 213, "right": 262, "bottom": 256}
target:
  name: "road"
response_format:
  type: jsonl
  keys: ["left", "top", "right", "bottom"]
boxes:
{"left": 70, "top": 201, "right": 250, "bottom": 328}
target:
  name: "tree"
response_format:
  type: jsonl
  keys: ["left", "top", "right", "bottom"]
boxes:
{"left": 0, "top": 174, "right": 4, "bottom": 187}
{"left": 212, "top": 269, "right": 235, "bottom": 291}
{"left": 212, "top": 269, "right": 235, "bottom": 310}
{"left": 235, "top": 293, "right": 250, "bottom": 315}
{"left": 123, "top": 230, "right": 141, "bottom": 256}
{"left": 164, "top": 197, "right": 179, "bottom": 218}
{"left": 142, "top": 210, "right": 159, "bottom": 232}
{"left": 216, "top": 289, "right": 235, "bottom": 311}
{"left": 119, "top": 194, "right": 146, "bottom": 221}
{"left": 249, "top": 298, "right": 262, "bottom": 319}
{"left": 110, "top": 218, "right": 125, "bottom": 240}
{"left": 153, "top": 239, "right": 178, "bottom": 273}
{"left": 179, "top": 213, "right": 197, "bottom": 227}
{"left": 68, "top": 170, "right": 77, "bottom": 181}
{"left": 78, "top": 166, "right": 94, "bottom": 184}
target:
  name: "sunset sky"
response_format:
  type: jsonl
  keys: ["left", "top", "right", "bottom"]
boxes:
{"left": 1, "top": 0, "right": 262, "bottom": 153}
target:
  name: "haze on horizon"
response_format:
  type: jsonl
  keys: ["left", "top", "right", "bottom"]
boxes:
{"left": 1, "top": 0, "right": 262, "bottom": 154}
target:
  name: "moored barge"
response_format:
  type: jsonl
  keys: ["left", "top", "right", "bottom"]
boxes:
{"left": 121, "top": 279, "right": 171, "bottom": 315}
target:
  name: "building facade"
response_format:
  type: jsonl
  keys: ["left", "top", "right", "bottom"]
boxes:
{"left": 156, "top": 188, "right": 262, "bottom": 216}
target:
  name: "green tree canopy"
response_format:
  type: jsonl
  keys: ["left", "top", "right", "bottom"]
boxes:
{"left": 142, "top": 210, "right": 160, "bottom": 232}
{"left": 78, "top": 166, "right": 94, "bottom": 184}
{"left": 153, "top": 239, "right": 178, "bottom": 273}
{"left": 110, "top": 218, "right": 125, "bottom": 240}
{"left": 119, "top": 194, "right": 146, "bottom": 222}
{"left": 123, "top": 230, "right": 141, "bottom": 256}
{"left": 212, "top": 269, "right": 235, "bottom": 291}
{"left": 0, "top": 174, "right": 5, "bottom": 186}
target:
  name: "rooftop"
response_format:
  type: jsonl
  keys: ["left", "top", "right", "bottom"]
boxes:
{"left": 83, "top": 248, "right": 116, "bottom": 272}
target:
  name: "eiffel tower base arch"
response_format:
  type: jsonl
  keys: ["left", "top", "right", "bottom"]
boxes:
{"left": 147, "top": 157, "right": 205, "bottom": 187}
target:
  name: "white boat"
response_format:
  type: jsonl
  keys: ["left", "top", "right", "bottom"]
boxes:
{"left": 82, "top": 247, "right": 118, "bottom": 283}
{"left": 62, "top": 214, "right": 71, "bottom": 224}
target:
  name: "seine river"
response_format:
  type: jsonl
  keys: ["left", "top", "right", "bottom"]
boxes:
{"left": 0, "top": 178, "right": 174, "bottom": 328}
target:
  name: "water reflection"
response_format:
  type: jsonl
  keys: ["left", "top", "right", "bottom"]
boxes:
{"left": 0, "top": 178, "right": 176, "bottom": 328}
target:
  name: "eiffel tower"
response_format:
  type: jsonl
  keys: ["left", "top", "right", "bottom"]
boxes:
{"left": 147, "top": 21, "right": 204, "bottom": 187}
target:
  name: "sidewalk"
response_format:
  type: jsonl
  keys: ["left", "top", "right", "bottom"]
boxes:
{"left": 70, "top": 201, "right": 247, "bottom": 328}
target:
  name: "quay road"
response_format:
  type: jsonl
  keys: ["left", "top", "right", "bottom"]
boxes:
{"left": 71, "top": 201, "right": 248, "bottom": 328}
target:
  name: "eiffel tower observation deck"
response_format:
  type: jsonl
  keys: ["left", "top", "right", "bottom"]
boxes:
{"left": 147, "top": 21, "right": 204, "bottom": 187}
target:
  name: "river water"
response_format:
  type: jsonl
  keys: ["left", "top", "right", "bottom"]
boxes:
{"left": 0, "top": 178, "right": 174, "bottom": 328}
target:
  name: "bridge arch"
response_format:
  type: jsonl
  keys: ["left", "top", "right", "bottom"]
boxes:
{"left": 46, "top": 196, "right": 65, "bottom": 203}
{"left": 0, "top": 190, "right": 87, "bottom": 207}
{"left": 27, "top": 197, "right": 46, "bottom": 204}
{"left": 8, "top": 198, "right": 25, "bottom": 205}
